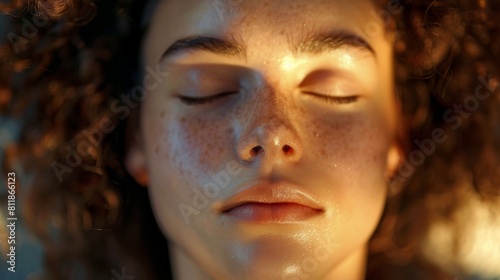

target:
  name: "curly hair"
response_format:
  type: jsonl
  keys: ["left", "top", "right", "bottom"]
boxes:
{"left": 1, "top": 0, "right": 499, "bottom": 279}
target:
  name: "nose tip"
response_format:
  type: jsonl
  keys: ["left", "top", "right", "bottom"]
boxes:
{"left": 237, "top": 123, "right": 303, "bottom": 164}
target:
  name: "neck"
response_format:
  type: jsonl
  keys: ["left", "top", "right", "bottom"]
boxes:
{"left": 169, "top": 243, "right": 213, "bottom": 280}
{"left": 323, "top": 245, "right": 368, "bottom": 280}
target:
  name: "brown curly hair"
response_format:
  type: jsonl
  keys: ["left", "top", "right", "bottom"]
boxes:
{"left": 1, "top": 0, "right": 499, "bottom": 279}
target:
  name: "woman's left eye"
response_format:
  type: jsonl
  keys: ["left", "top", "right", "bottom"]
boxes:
{"left": 178, "top": 91, "right": 238, "bottom": 106}
{"left": 303, "top": 91, "right": 359, "bottom": 104}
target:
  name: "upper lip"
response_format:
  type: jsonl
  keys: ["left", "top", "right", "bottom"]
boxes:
{"left": 217, "top": 181, "right": 324, "bottom": 213}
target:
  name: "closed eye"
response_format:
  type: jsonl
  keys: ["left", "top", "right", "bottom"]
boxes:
{"left": 178, "top": 91, "right": 238, "bottom": 105}
{"left": 303, "top": 91, "right": 359, "bottom": 104}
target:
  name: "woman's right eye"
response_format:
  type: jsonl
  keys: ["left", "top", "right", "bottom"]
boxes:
{"left": 178, "top": 91, "right": 238, "bottom": 106}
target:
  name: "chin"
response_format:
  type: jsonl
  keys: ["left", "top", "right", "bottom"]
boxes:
{"left": 221, "top": 233, "right": 352, "bottom": 280}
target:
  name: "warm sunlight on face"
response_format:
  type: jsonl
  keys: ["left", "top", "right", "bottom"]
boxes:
{"left": 130, "top": 0, "right": 401, "bottom": 279}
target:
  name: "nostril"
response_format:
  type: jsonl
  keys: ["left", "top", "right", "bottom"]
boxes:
{"left": 250, "top": 146, "right": 263, "bottom": 157}
{"left": 282, "top": 145, "right": 293, "bottom": 155}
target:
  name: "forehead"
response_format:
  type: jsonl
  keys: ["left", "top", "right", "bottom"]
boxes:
{"left": 143, "top": 0, "right": 380, "bottom": 64}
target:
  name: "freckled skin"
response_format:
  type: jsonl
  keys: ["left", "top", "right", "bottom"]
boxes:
{"left": 129, "top": 0, "right": 401, "bottom": 279}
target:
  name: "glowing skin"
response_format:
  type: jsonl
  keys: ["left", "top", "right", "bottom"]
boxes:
{"left": 127, "top": 0, "right": 401, "bottom": 279}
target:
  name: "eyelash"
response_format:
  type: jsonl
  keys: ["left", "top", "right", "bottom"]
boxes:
{"left": 303, "top": 91, "right": 359, "bottom": 104}
{"left": 179, "top": 91, "right": 358, "bottom": 106}
{"left": 179, "top": 91, "right": 238, "bottom": 105}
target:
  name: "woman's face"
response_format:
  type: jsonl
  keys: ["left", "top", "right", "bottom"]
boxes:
{"left": 130, "top": 0, "right": 400, "bottom": 278}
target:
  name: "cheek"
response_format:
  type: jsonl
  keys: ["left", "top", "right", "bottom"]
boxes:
{"left": 143, "top": 110, "right": 235, "bottom": 237}
{"left": 307, "top": 110, "right": 391, "bottom": 178}
{"left": 304, "top": 110, "right": 391, "bottom": 237}
{"left": 152, "top": 114, "right": 234, "bottom": 178}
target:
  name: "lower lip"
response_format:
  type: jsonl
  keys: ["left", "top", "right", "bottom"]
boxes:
{"left": 222, "top": 203, "right": 322, "bottom": 223}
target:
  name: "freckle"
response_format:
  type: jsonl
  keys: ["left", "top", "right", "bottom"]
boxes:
{"left": 160, "top": 111, "right": 165, "bottom": 118}
{"left": 299, "top": 106, "right": 306, "bottom": 114}
{"left": 155, "top": 146, "right": 159, "bottom": 154}
{"left": 216, "top": 145, "right": 223, "bottom": 155}
{"left": 199, "top": 152, "right": 208, "bottom": 165}
{"left": 320, "top": 146, "right": 328, "bottom": 158}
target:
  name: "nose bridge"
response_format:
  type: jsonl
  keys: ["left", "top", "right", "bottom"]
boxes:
{"left": 254, "top": 86, "right": 291, "bottom": 129}
{"left": 248, "top": 83, "right": 296, "bottom": 140}
{"left": 236, "top": 83, "right": 302, "bottom": 163}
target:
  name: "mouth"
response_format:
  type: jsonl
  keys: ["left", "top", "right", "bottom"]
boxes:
{"left": 222, "top": 202, "right": 323, "bottom": 223}
{"left": 218, "top": 182, "right": 324, "bottom": 223}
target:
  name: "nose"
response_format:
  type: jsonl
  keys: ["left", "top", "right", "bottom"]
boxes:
{"left": 236, "top": 108, "right": 303, "bottom": 164}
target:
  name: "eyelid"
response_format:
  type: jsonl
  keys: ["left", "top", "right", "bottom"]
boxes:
{"left": 178, "top": 91, "right": 238, "bottom": 105}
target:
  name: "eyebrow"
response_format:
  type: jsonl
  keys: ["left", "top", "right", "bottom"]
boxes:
{"left": 160, "top": 36, "right": 246, "bottom": 62}
{"left": 289, "top": 30, "right": 375, "bottom": 57}
{"left": 160, "top": 30, "right": 374, "bottom": 62}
